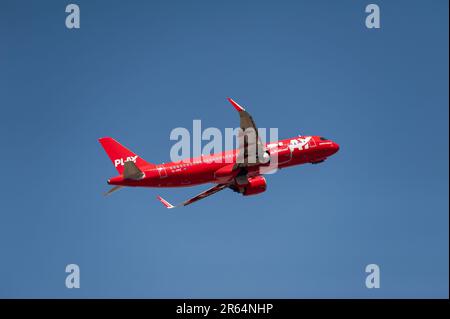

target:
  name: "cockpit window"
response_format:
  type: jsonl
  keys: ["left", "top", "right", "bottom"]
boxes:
{"left": 320, "top": 137, "right": 328, "bottom": 141}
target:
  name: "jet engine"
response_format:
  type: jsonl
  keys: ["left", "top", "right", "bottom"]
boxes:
{"left": 231, "top": 175, "right": 267, "bottom": 196}
{"left": 243, "top": 176, "right": 267, "bottom": 196}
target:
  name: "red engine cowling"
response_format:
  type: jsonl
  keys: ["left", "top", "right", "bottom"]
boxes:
{"left": 243, "top": 176, "right": 267, "bottom": 196}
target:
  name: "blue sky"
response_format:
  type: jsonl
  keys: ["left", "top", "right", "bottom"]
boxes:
{"left": 0, "top": 0, "right": 448, "bottom": 298}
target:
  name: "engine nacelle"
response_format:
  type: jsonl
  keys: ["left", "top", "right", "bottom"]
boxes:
{"left": 242, "top": 176, "right": 267, "bottom": 196}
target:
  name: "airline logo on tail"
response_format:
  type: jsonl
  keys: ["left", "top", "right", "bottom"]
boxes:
{"left": 114, "top": 156, "right": 138, "bottom": 167}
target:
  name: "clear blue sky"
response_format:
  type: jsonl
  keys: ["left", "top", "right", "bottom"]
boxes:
{"left": 0, "top": 0, "right": 448, "bottom": 298}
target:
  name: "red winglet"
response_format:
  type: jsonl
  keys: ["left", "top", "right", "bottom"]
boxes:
{"left": 157, "top": 195, "right": 175, "bottom": 209}
{"left": 227, "top": 97, "right": 245, "bottom": 112}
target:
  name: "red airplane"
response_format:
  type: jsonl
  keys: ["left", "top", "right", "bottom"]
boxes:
{"left": 99, "top": 98, "right": 339, "bottom": 208}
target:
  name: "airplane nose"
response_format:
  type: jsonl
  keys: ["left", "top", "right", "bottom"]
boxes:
{"left": 334, "top": 142, "right": 340, "bottom": 152}
{"left": 331, "top": 142, "right": 340, "bottom": 154}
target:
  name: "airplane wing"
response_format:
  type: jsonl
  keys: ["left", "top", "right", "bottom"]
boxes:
{"left": 227, "top": 98, "right": 267, "bottom": 166}
{"left": 157, "top": 184, "right": 229, "bottom": 209}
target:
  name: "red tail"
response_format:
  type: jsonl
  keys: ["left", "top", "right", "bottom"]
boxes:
{"left": 98, "top": 137, "right": 154, "bottom": 174}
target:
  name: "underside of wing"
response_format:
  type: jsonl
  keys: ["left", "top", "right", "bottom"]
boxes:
{"left": 227, "top": 98, "right": 267, "bottom": 167}
{"left": 157, "top": 184, "right": 229, "bottom": 209}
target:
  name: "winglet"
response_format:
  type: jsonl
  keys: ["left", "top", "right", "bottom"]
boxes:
{"left": 157, "top": 195, "right": 176, "bottom": 209}
{"left": 227, "top": 97, "right": 245, "bottom": 112}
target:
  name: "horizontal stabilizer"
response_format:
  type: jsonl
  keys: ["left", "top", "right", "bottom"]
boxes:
{"left": 123, "top": 161, "right": 145, "bottom": 180}
{"left": 104, "top": 185, "right": 124, "bottom": 196}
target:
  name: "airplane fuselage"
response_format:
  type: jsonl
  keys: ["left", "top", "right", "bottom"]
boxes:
{"left": 107, "top": 135, "right": 339, "bottom": 188}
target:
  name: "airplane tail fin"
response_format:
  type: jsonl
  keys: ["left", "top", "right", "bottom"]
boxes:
{"left": 98, "top": 137, "right": 155, "bottom": 175}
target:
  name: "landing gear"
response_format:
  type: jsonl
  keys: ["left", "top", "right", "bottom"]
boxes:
{"left": 234, "top": 168, "right": 249, "bottom": 185}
